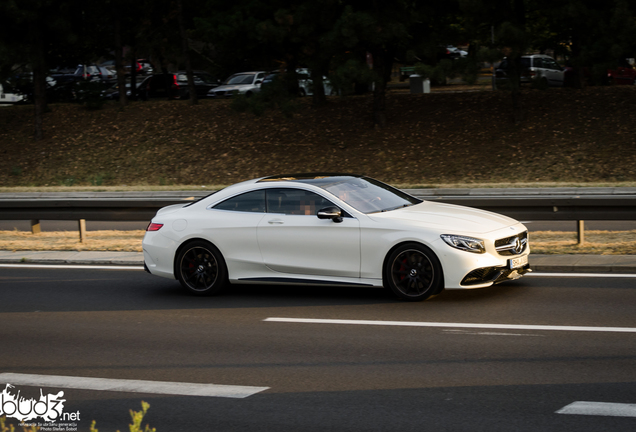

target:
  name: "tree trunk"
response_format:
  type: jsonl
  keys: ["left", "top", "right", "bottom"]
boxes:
{"left": 371, "top": 49, "right": 393, "bottom": 128}
{"left": 178, "top": 0, "right": 197, "bottom": 105}
{"left": 310, "top": 68, "right": 326, "bottom": 106}
{"left": 114, "top": 18, "right": 128, "bottom": 107}
{"left": 31, "top": 12, "right": 46, "bottom": 141}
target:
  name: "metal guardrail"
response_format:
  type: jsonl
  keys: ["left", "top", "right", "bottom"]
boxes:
{"left": 2, "top": 189, "right": 636, "bottom": 221}
{"left": 0, "top": 188, "right": 635, "bottom": 242}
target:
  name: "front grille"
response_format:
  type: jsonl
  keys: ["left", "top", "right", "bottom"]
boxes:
{"left": 495, "top": 231, "right": 528, "bottom": 256}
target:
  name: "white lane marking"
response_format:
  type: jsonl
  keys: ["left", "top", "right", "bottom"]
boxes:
{"left": 556, "top": 401, "right": 636, "bottom": 417}
{"left": 0, "top": 373, "right": 269, "bottom": 399}
{"left": 529, "top": 272, "right": 636, "bottom": 278}
{"left": 265, "top": 318, "right": 636, "bottom": 333}
{"left": 442, "top": 329, "right": 544, "bottom": 337}
{"left": 0, "top": 264, "right": 143, "bottom": 270}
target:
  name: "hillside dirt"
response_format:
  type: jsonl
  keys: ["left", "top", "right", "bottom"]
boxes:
{"left": 1, "top": 85, "right": 635, "bottom": 188}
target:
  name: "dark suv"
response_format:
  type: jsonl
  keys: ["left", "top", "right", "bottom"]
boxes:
{"left": 140, "top": 71, "right": 220, "bottom": 99}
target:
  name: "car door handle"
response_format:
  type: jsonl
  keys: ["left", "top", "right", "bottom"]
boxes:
{"left": 267, "top": 219, "right": 284, "bottom": 225}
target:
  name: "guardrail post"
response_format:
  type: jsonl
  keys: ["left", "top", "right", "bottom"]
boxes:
{"left": 79, "top": 219, "right": 87, "bottom": 243}
{"left": 577, "top": 220, "right": 585, "bottom": 245}
{"left": 30, "top": 219, "right": 41, "bottom": 234}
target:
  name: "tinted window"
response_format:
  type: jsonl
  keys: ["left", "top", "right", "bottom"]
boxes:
{"left": 266, "top": 188, "right": 335, "bottom": 215}
{"left": 543, "top": 58, "right": 560, "bottom": 70}
{"left": 213, "top": 190, "right": 266, "bottom": 213}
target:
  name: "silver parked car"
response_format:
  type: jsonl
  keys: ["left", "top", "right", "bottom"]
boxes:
{"left": 208, "top": 71, "right": 267, "bottom": 98}
{"left": 496, "top": 54, "right": 569, "bottom": 87}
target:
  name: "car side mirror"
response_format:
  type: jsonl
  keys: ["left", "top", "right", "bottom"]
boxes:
{"left": 317, "top": 206, "right": 343, "bottom": 223}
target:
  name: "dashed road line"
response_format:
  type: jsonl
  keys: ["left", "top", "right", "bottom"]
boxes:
{"left": 556, "top": 401, "right": 636, "bottom": 418}
{"left": 0, "top": 373, "right": 269, "bottom": 399}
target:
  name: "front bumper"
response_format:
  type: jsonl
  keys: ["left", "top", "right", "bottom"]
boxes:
{"left": 461, "top": 263, "right": 532, "bottom": 286}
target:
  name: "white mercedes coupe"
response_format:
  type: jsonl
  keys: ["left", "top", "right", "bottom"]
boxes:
{"left": 142, "top": 174, "right": 531, "bottom": 301}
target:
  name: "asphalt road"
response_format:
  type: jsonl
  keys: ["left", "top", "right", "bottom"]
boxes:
{"left": 2, "top": 219, "right": 636, "bottom": 232}
{"left": 1, "top": 267, "right": 635, "bottom": 431}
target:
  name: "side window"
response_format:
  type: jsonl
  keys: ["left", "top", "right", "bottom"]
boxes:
{"left": 266, "top": 188, "right": 335, "bottom": 216}
{"left": 213, "top": 190, "right": 266, "bottom": 213}
{"left": 544, "top": 59, "right": 560, "bottom": 70}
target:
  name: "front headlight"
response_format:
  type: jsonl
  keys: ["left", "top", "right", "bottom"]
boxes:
{"left": 441, "top": 234, "right": 486, "bottom": 254}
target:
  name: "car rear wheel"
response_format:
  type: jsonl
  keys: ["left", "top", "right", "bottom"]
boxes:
{"left": 176, "top": 241, "right": 228, "bottom": 296}
{"left": 384, "top": 243, "right": 443, "bottom": 301}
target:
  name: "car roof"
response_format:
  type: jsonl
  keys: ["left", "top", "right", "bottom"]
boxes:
{"left": 258, "top": 173, "right": 362, "bottom": 183}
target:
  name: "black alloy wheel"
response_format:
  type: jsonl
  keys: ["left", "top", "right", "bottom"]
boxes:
{"left": 176, "top": 241, "right": 227, "bottom": 295}
{"left": 385, "top": 243, "right": 443, "bottom": 301}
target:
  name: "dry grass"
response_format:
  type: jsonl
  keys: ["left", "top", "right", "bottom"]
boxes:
{"left": 0, "top": 230, "right": 145, "bottom": 252}
{"left": 1, "top": 229, "right": 635, "bottom": 255}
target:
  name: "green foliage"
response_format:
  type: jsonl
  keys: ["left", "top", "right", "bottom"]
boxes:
{"left": 75, "top": 81, "right": 108, "bottom": 110}
{"left": 413, "top": 58, "right": 480, "bottom": 86}
{"left": 328, "top": 59, "right": 375, "bottom": 96}
{"left": 88, "top": 401, "right": 155, "bottom": 432}
{"left": 1, "top": 415, "right": 39, "bottom": 431}
{"left": 230, "top": 77, "right": 297, "bottom": 118}
{"left": 119, "top": 401, "right": 156, "bottom": 432}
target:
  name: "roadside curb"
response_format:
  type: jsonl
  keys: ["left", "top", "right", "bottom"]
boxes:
{"left": 530, "top": 254, "right": 636, "bottom": 274}
{"left": 0, "top": 251, "right": 634, "bottom": 274}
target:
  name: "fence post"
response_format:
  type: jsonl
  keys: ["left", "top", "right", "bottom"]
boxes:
{"left": 30, "top": 219, "right": 41, "bottom": 234}
{"left": 79, "top": 219, "right": 87, "bottom": 243}
{"left": 577, "top": 220, "right": 585, "bottom": 245}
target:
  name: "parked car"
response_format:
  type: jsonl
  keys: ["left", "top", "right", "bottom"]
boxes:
{"left": 142, "top": 173, "right": 531, "bottom": 301}
{"left": 0, "top": 81, "right": 25, "bottom": 106}
{"left": 103, "top": 76, "right": 152, "bottom": 100}
{"left": 261, "top": 69, "right": 333, "bottom": 96}
{"left": 4, "top": 73, "right": 59, "bottom": 103}
{"left": 208, "top": 71, "right": 267, "bottom": 98}
{"left": 607, "top": 58, "right": 636, "bottom": 85}
{"left": 496, "top": 54, "right": 569, "bottom": 87}
{"left": 100, "top": 59, "right": 154, "bottom": 76}
{"left": 446, "top": 45, "right": 468, "bottom": 58}
{"left": 140, "top": 71, "right": 220, "bottom": 99}
{"left": 51, "top": 65, "right": 117, "bottom": 86}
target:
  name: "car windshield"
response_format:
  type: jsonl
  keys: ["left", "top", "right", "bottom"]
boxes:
{"left": 225, "top": 74, "right": 254, "bottom": 85}
{"left": 312, "top": 176, "right": 422, "bottom": 214}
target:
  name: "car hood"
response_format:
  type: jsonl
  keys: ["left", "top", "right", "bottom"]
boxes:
{"left": 368, "top": 201, "right": 521, "bottom": 235}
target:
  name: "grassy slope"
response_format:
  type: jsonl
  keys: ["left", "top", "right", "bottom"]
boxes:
{"left": 1, "top": 86, "right": 635, "bottom": 188}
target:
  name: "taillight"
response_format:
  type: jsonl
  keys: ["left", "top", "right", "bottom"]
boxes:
{"left": 146, "top": 222, "right": 164, "bottom": 231}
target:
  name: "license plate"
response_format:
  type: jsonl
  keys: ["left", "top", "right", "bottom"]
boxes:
{"left": 509, "top": 254, "right": 528, "bottom": 269}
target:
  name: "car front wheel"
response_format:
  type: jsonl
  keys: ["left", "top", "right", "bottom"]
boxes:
{"left": 176, "top": 240, "right": 228, "bottom": 296}
{"left": 384, "top": 243, "right": 443, "bottom": 301}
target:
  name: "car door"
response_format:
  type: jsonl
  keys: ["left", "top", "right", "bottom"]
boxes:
{"left": 542, "top": 57, "right": 564, "bottom": 86}
{"left": 257, "top": 188, "right": 361, "bottom": 278}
